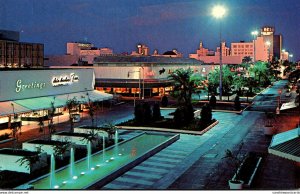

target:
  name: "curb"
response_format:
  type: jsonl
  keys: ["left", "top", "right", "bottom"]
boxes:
{"left": 117, "top": 120, "right": 219, "bottom": 136}
{"left": 0, "top": 138, "right": 15, "bottom": 144}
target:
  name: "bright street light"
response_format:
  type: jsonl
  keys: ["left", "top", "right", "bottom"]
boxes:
{"left": 212, "top": 5, "right": 226, "bottom": 101}
{"left": 265, "top": 41, "right": 271, "bottom": 46}
{"left": 251, "top": 31, "right": 258, "bottom": 36}
{"left": 251, "top": 30, "right": 259, "bottom": 62}
{"left": 212, "top": 5, "right": 226, "bottom": 18}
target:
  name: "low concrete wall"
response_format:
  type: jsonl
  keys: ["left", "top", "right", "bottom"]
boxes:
{"left": 51, "top": 133, "right": 98, "bottom": 149}
{"left": 0, "top": 150, "right": 47, "bottom": 174}
{"left": 74, "top": 127, "right": 108, "bottom": 138}
{"left": 22, "top": 142, "right": 70, "bottom": 158}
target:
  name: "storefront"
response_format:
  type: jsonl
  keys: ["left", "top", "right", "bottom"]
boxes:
{"left": 0, "top": 68, "right": 112, "bottom": 129}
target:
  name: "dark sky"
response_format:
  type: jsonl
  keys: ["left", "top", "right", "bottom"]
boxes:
{"left": 1, "top": 0, "right": 299, "bottom": 60}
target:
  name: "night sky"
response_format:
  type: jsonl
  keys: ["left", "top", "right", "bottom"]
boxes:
{"left": 0, "top": 0, "right": 299, "bottom": 60}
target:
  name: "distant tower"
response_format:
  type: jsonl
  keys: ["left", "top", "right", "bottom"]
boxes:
{"left": 199, "top": 41, "right": 203, "bottom": 49}
{"left": 153, "top": 49, "right": 159, "bottom": 55}
{"left": 137, "top": 44, "right": 149, "bottom": 56}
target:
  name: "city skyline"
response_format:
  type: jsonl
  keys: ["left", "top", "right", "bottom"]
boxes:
{"left": 0, "top": 0, "right": 299, "bottom": 60}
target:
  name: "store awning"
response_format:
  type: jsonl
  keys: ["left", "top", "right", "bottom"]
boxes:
{"left": 14, "top": 96, "right": 66, "bottom": 111}
{"left": 56, "top": 90, "right": 113, "bottom": 104}
{"left": 0, "top": 101, "right": 32, "bottom": 116}
{"left": 1, "top": 91, "right": 112, "bottom": 115}
{"left": 268, "top": 128, "right": 300, "bottom": 162}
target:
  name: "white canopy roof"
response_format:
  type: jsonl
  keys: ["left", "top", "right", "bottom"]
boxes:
{"left": 1, "top": 90, "right": 113, "bottom": 115}
{"left": 268, "top": 128, "right": 300, "bottom": 162}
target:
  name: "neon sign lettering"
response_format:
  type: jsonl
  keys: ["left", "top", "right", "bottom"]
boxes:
{"left": 52, "top": 73, "right": 79, "bottom": 87}
{"left": 15, "top": 80, "right": 46, "bottom": 93}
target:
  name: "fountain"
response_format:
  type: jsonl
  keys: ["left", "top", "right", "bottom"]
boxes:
{"left": 114, "top": 129, "right": 119, "bottom": 145}
{"left": 70, "top": 147, "right": 75, "bottom": 179}
{"left": 18, "top": 132, "right": 179, "bottom": 190}
{"left": 87, "top": 141, "right": 92, "bottom": 170}
{"left": 114, "top": 129, "right": 119, "bottom": 156}
{"left": 50, "top": 154, "right": 55, "bottom": 189}
{"left": 102, "top": 136, "right": 105, "bottom": 161}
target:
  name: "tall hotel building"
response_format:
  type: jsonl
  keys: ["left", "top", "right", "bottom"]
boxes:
{"left": 190, "top": 26, "right": 284, "bottom": 64}
{"left": 0, "top": 30, "right": 44, "bottom": 68}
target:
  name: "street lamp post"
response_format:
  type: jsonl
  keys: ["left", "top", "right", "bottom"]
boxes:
{"left": 212, "top": 5, "right": 226, "bottom": 101}
{"left": 140, "top": 66, "right": 145, "bottom": 100}
{"left": 128, "top": 70, "right": 141, "bottom": 106}
{"left": 251, "top": 30, "right": 258, "bottom": 62}
{"left": 265, "top": 41, "right": 271, "bottom": 63}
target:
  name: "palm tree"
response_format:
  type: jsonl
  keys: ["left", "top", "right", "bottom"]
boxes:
{"left": 249, "top": 61, "right": 268, "bottom": 84}
{"left": 66, "top": 97, "right": 80, "bottom": 132}
{"left": 52, "top": 141, "right": 71, "bottom": 160}
{"left": 208, "top": 68, "right": 220, "bottom": 96}
{"left": 169, "top": 68, "right": 204, "bottom": 107}
{"left": 102, "top": 122, "right": 117, "bottom": 141}
{"left": 86, "top": 93, "right": 96, "bottom": 127}
{"left": 232, "top": 75, "right": 246, "bottom": 96}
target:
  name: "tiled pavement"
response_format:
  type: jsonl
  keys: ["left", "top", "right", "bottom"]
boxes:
{"left": 102, "top": 133, "right": 211, "bottom": 189}
{"left": 1, "top": 101, "right": 299, "bottom": 190}
{"left": 102, "top": 111, "right": 253, "bottom": 190}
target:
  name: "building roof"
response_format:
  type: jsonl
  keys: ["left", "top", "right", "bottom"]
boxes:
{"left": 94, "top": 55, "right": 202, "bottom": 64}
{"left": 163, "top": 51, "right": 177, "bottom": 55}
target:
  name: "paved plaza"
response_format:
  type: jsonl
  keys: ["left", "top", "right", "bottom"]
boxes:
{"left": 0, "top": 80, "right": 299, "bottom": 190}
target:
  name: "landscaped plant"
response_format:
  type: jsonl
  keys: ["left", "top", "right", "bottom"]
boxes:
{"left": 209, "top": 93, "right": 216, "bottom": 109}
{"left": 152, "top": 102, "right": 162, "bottom": 121}
{"left": 102, "top": 122, "right": 117, "bottom": 141}
{"left": 66, "top": 97, "right": 80, "bottom": 132}
{"left": 143, "top": 102, "right": 152, "bottom": 123}
{"left": 234, "top": 95, "right": 241, "bottom": 111}
{"left": 223, "top": 142, "right": 247, "bottom": 184}
{"left": 161, "top": 95, "right": 168, "bottom": 107}
{"left": 173, "top": 104, "right": 194, "bottom": 127}
{"left": 52, "top": 140, "right": 71, "bottom": 160}
{"left": 16, "top": 153, "right": 42, "bottom": 171}
{"left": 134, "top": 103, "right": 144, "bottom": 124}
{"left": 200, "top": 103, "right": 212, "bottom": 128}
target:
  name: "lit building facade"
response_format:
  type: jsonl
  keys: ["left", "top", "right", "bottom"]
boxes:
{"left": 190, "top": 26, "right": 284, "bottom": 64}
{"left": 46, "top": 42, "right": 113, "bottom": 66}
{"left": 0, "top": 68, "right": 112, "bottom": 130}
{"left": 0, "top": 30, "right": 44, "bottom": 68}
{"left": 260, "top": 26, "right": 282, "bottom": 61}
{"left": 51, "top": 56, "right": 204, "bottom": 97}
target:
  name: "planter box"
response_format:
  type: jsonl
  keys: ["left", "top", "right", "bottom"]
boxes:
{"left": 263, "top": 126, "right": 274, "bottom": 136}
{"left": 51, "top": 131, "right": 99, "bottom": 149}
{"left": 22, "top": 139, "right": 70, "bottom": 158}
{"left": 231, "top": 155, "right": 262, "bottom": 188}
{"left": 74, "top": 127, "right": 108, "bottom": 138}
{"left": 0, "top": 148, "right": 47, "bottom": 174}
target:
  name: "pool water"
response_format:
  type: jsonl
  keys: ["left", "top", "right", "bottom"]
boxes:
{"left": 21, "top": 132, "right": 178, "bottom": 190}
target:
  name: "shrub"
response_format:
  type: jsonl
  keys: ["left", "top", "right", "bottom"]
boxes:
{"left": 173, "top": 105, "right": 194, "bottom": 127}
{"left": 174, "top": 106, "right": 186, "bottom": 127}
{"left": 134, "top": 103, "right": 144, "bottom": 123}
{"left": 200, "top": 103, "right": 212, "bottom": 128}
{"left": 234, "top": 95, "right": 241, "bottom": 111}
{"left": 209, "top": 94, "right": 216, "bottom": 109}
{"left": 143, "top": 102, "right": 152, "bottom": 123}
{"left": 161, "top": 95, "right": 168, "bottom": 107}
{"left": 152, "top": 103, "right": 162, "bottom": 121}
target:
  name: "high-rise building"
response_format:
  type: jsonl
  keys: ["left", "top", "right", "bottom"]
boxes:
{"left": 0, "top": 30, "right": 44, "bottom": 68}
{"left": 260, "top": 26, "right": 282, "bottom": 60}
